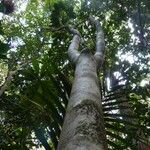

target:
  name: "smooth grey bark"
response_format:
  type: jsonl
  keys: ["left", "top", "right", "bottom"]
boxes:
{"left": 57, "top": 17, "right": 107, "bottom": 150}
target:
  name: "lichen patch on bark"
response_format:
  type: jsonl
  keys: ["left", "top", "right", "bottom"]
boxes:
{"left": 72, "top": 100, "right": 106, "bottom": 145}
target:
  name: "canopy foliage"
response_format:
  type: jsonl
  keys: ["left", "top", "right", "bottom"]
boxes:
{"left": 0, "top": 0, "right": 149, "bottom": 149}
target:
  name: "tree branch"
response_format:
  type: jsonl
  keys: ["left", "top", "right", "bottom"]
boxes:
{"left": 136, "top": 0, "right": 148, "bottom": 49}
{"left": 0, "top": 62, "right": 29, "bottom": 97}
{"left": 89, "top": 16, "right": 105, "bottom": 67}
{"left": 0, "top": 70, "right": 16, "bottom": 97}
{"left": 68, "top": 28, "right": 81, "bottom": 63}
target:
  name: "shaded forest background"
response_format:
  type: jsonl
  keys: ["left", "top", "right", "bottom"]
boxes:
{"left": 0, "top": 0, "right": 149, "bottom": 149}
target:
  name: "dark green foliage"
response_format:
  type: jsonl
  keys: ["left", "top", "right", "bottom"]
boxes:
{"left": 0, "top": 0, "right": 149, "bottom": 149}
{"left": 0, "top": 21, "right": 9, "bottom": 59}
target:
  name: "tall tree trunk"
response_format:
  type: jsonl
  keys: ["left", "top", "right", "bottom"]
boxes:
{"left": 57, "top": 17, "right": 107, "bottom": 150}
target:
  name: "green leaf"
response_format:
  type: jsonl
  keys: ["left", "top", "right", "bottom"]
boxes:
{"left": 0, "top": 21, "right": 4, "bottom": 35}
{"left": 0, "top": 41, "right": 9, "bottom": 54}
{"left": 32, "top": 59, "right": 40, "bottom": 74}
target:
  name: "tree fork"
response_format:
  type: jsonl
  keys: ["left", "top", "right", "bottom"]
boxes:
{"left": 57, "top": 17, "right": 107, "bottom": 150}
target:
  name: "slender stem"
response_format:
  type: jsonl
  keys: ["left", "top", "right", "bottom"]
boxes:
{"left": 136, "top": 0, "right": 147, "bottom": 48}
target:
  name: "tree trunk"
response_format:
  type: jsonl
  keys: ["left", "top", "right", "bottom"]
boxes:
{"left": 57, "top": 17, "right": 107, "bottom": 150}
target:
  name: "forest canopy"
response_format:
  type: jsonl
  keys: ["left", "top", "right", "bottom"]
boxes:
{"left": 0, "top": 0, "right": 149, "bottom": 149}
